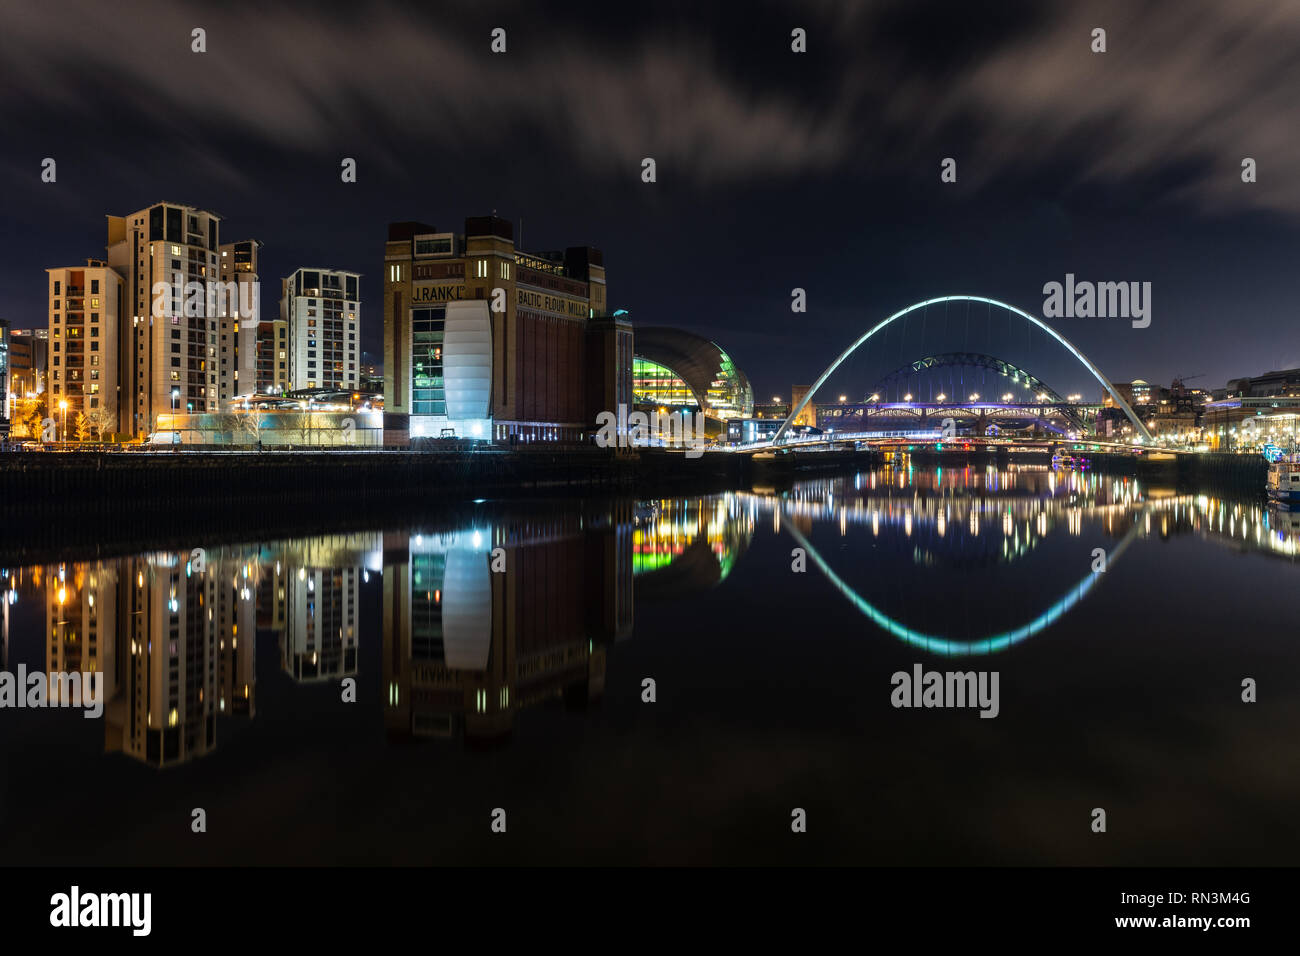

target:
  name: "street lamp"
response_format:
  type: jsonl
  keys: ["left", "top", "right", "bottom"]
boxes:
{"left": 903, "top": 393, "right": 913, "bottom": 402}
{"left": 969, "top": 393, "right": 979, "bottom": 401}
{"left": 171, "top": 388, "right": 180, "bottom": 450}
{"left": 936, "top": 393, "right": 946, "bottom": 402}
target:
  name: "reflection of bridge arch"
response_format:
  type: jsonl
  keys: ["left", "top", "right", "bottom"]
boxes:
{"left": 783, "top": 507, "right": 1147, "bottom": 656}
{"left": 773, "top": 296, "right": 1152, "bottom": 444}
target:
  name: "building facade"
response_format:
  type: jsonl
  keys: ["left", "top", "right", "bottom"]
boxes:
{"left": 383, "top": 216, "right": 616, "bottom": 445}
{"left": 40, "top": 203, "right": 265, "bottom": 437}
{"left": 106, "top": 202, "right": 227, "bottom": 436}
{"left": 279, "top": 267, "right": 361, "bottom": 392}
{"left": 217, "top": 239, "right": 262, "bottom": 405}
{"left": 46, "top": 261, "right": 125, "bottom": 437}
{"left": 8, "top": 329, "right": 49, "bottom": 396}
{"left": 255, "top": 318, "right": 289, "bottom": 395}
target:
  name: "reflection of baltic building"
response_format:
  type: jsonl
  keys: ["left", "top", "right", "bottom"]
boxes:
{"left": 217, "top": 239, "right": 262, "bottom": 405}
{"left": 280, "top": 267, "right": 362, "bottom": 392}
{"left": 45, "top": 262, "right": 125, "bottom": 436}
{"left": 632, "top": 327, "right": 754, "bottom": 429}
{"left": 381, "top": 508, "right": 632, "bottom": 744}
{"left": 382, "top": 216, "right": 629, "bottom": 445}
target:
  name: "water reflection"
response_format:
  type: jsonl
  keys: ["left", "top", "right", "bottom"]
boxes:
{"left": 2, "top": 465, "right": 1297, "bottom": 770}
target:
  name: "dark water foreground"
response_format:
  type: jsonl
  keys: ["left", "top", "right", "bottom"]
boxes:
{"left": 1, "top": 463, "right": 1297, "bottom": 865}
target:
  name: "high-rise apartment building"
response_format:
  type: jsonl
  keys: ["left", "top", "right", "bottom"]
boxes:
{"left": 217, "top": 239, "right": 262, "bottom": 405}
{"left": 255, "top": 318, "right": 289, "bottom": 395}
{"left": 45, "top": 261, "right": 125, "bottom": 437}
{"left": 105, "top": 202, "right": 226, "bottom": 436}
{"left": 279, "top": 268, "right": 361, "bottom": 392}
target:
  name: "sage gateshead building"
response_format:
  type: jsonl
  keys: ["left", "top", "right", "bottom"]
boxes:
{"left": 383, "top": 217, "right": 632, "bottom": 446}
{"left": 632, "top": 326, "right": 754, "bottom": 427}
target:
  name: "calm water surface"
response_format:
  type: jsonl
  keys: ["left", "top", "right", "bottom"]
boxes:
{"left": 2, "top": 463, "right": 1298, "bottom": 865}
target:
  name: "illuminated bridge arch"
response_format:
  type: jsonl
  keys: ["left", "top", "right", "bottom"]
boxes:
{"left": 773, "top": 296, "right": 1152, "bottom": 444}
{"left": 868, "top": 350, "right": 1088, "bottom": 432}
{"left": 870, "top": 352, "right": 1066, "bottom": 403}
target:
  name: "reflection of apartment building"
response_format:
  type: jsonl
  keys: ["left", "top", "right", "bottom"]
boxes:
{"left": 102, "top": 554, "right": 218, "bottom": 767}
{"left": 215, "top": 559, "right": 258, "bottom": 718}
{"left": 282, "top": 566, "right": 359, "bottom": 681}
{"left": 381, "top": 508, "right": 632, "bottom": 744}
{"left": 45, "top": 562, "right": 117, "bottom": 704}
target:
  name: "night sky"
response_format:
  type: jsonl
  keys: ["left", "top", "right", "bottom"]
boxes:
{"left": 2, "top": 0, "right": 1298, "bottom": 399}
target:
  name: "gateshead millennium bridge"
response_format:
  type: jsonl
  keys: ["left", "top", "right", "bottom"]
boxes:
{"left": 767, "top": 295, "right": 1154, "bottom": 447}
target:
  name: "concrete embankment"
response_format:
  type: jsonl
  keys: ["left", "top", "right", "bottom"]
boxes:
{"left": 0, "top": 446, "right": 885, "bottom": 559}
{"left": 1086, "top": 451, "right": 1267, "bottom": 495}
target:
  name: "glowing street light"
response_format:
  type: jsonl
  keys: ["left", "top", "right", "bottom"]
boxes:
{"left": 58, "top": 398, "right": 68, "bottom": 443}
{"left": 936, "top": 393, "right": 946, "bottom": 402}
{"left": 969, "top": 393, "right": 979, "bottom": 401}
{"left": 838, "top": 395, "right": 847, "bottom": 403}
{"left": 869, "top": 393, "right": 879, "bottom": 402}
{"left": 1002, "top": 393, "right": 1013, "bottom": 402}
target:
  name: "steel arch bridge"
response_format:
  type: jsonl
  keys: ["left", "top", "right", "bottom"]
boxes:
{"left": 867, "top": 350, "right": 1090, "bottom": 433}
{"left": 773, "top": 295, "right": 1153, "bottom": 445}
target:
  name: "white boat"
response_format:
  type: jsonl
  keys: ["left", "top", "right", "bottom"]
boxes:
{"left": 1266, "top": 459, "right": 1300, "bottom": 503}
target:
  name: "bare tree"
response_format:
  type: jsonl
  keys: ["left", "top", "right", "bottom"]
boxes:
{"left": 84, "top": 405, "right": 115, "bottom": 441}
{"left": 236, "top": 406, "right": 267, "bottom": 447}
